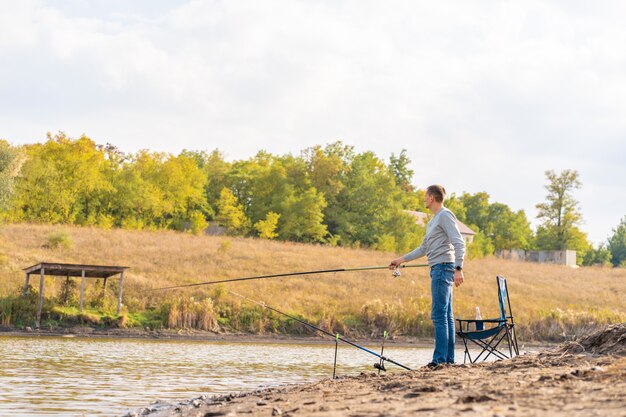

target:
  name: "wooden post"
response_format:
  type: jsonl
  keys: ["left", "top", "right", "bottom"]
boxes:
{"left": 36, "top": 268, "right": 45, "bottom": 328}
{"left": 23, "top": 273, "right": 30, "bottom": 296}
{"left": 116, "top": 271, "right": 124, "bottom": 315}
{"left": 80, "top": 269, "right": 85, "bottom": 312}
{"left": 64, "top": 274, "right": 70, "bottom": 304}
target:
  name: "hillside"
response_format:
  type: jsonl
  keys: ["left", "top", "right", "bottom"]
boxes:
{"left": 1, "top": 223, "right": 624, "bottom": 341}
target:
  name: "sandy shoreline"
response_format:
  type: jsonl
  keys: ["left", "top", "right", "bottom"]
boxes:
{"left": 124, "top": 324, "right": 626, "bottom": 417}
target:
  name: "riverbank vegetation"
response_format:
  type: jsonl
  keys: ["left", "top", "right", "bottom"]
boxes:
{"left": 1, "top": 223, "right": 624, "bottom": 341}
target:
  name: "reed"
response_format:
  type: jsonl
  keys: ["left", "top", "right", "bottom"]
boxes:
{"left": 0, "top": 223, "right": 624, "bottom": 341}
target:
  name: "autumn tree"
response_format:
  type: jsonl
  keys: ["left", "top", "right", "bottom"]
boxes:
{"left": 10, "top": 133, "right": 112, "bottom": 224}
{"left": 216, "top": 187, "right": 251, "bottom": 234}
{"left": 0, "top": 140, "right": 22, "bottom": 211}
{"left": 254, "top": 212, "right": 280, "bottom": 239}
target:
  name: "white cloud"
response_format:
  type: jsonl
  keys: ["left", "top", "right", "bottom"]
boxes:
{"left": 0, "top": 0, "right": 625, "bottom": 242}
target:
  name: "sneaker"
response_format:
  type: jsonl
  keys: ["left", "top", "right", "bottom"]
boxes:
{"left": 424, "top": 362, "right": 440, "bottom": 369}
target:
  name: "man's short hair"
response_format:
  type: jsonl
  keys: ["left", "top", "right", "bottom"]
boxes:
{"left": 426, "top": 185, "right": 446, "bottom": 202}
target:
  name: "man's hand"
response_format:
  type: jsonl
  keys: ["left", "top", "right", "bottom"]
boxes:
{"left": 454, "top": 269, "right": 464, "bottom": 287}
{"left": 389, "top": 257, "right": 404, "bottom": 269}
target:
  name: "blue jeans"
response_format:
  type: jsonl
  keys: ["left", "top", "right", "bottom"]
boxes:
{"left": 430, "top": 263, "right": 455, "bottom": 364}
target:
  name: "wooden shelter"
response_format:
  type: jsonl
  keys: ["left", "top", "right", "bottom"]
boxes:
{"left": 23, "top": 262, "right": 129, "bottom": 327}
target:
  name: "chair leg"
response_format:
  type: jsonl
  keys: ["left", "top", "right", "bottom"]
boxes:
{"left": 505, "top": 326, "right": 513, "bottom": 358}
{"left": 476, "top": 332, "right": 509, "bottom": 362}
{"left": 511, "top": 325, "right": 520, "bottom": 355}
{"left": 466, "top": 331, "right": 509, "bottom": 362}
{"left": 462, "top": 338, "right": 471, "bottom": 364}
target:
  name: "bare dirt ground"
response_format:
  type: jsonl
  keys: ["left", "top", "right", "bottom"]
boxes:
{"left": 129, "top": 324, "right": 626, "bottom": 417}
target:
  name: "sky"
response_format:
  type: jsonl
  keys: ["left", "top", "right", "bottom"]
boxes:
{"left": 1, "top": 0, "right": 625, "bottom": 244}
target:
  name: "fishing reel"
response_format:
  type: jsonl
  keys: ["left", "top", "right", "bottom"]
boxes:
{"left": 391, "top": 267, "right": 401, "bottom": 278}
{"left": 374, "top": 361, "right": 387, "bottom": 372}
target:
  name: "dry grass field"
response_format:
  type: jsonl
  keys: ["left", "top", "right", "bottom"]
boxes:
{"left": 1, "top": 223, "right": 624, "bottom": 341}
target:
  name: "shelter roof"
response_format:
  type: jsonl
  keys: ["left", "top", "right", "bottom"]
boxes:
{"left": 23, "top": 262, "right": 129, "bottom": 278}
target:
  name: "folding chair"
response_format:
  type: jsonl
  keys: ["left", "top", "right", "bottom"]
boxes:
{"left": 456, "top": 276, "right": 520, "bottom": 363}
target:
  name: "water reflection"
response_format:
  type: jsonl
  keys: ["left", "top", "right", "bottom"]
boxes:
{"left": 0, "top": 336, "right": 460, "bottom": 416}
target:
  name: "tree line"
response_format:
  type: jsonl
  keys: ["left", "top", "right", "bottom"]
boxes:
{"left": 0, "top": 133, "right": 625, "bottom": 266}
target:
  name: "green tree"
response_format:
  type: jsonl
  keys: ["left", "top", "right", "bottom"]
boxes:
{"left": 179, "top": 149, "right": 211, "bottom": 169}
{"left": 376, "top": 211, "right": 425, "bottom": 254}
{"left": 565, "top": 227, "right": 592, "bottom": 265}
{"left": 489, "top": 204, "right": 533, "bottom": 251}
{"left": 466, "top": 229, "right": 495, "bottom": 259}
{"left": 110, "top": 150, "right": 168, "bottom": 229}
{"left": 238, "top": 153, "right": 290, "bottom": 224}
{"left": 608, "top": 216, "right": 626, "bottom": 267}
{"left": 333, "top": 152, "right": 398, "bottom": 246}
{"left": 535, "top": 170, "right": 582, "bottom": 250}
{"left": 582, "top": 244, "right": 612, "bottom": 266}
{"left": 459, "top": 192, "right": 490, "bottom": 231}
{"left": 303, "top": 142, "right": 353, "bottom": 200}
{"left": 0, "top": 140, "right": 22, "bottom": 211}
{"left": 203, "top": 150, "right": 231, "bottom": 217}
{"left": 278, "top": 187, "right": 328, "bottom": 242}
{"left": 388, "top": 149, "right": 414, "bottom": 192}
{"left": 331, "top": 151, "right": 421, "bottom": 251}
{"left": 303, "top": 142, "right": 353, "bottom": 237}
{"left": 216, "top": 188, "right": 251, "bottom": 234}
{"left": 388, "top": 150, "right": 421, "bottom": 210}
{"left": 158, "top": 153, "right": 209, "bottom": 228}
{"left": 457, "top": 192, "right": 532, "bottom": 253}
{"left": 108, "top": 151, "right": 208, "bottom": 230}
{"left": 220, "top": 151, "right": 330, "bottom": 242}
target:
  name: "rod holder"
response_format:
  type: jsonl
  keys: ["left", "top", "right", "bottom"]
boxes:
{"left": 332, "top": 333, "right": 339, "bottom": 379}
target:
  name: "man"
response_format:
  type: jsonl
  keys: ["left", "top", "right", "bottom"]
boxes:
{"left": 389, "top": 184, "right": 465, "bottom": 367}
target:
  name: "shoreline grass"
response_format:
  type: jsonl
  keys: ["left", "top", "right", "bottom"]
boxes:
{"left": 1, "top": 223, "right": 624, "bottom": 342}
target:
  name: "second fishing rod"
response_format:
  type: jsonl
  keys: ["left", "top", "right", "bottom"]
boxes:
{"left": 229, "top": 290, "right": 412, "bottom": 371}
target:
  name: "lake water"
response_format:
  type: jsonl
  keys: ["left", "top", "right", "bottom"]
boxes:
{"left": 0, "top": 335, "right": 470, "bottom": 416}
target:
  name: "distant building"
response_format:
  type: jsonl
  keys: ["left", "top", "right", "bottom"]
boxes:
{"left": 404, "top": 210, "right": 476, "bottom": 243}
{"left": 496, "top": 249, "right": 577, "bottom": 267}
{"left": 205, "top": 221, "right": 228, "bottom": 236}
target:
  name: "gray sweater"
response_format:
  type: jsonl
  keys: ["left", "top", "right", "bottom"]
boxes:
{"left": 403, "top": 208, "right": 466, "bottom": 268}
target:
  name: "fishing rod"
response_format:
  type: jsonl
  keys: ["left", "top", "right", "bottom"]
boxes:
{"left": 152, "top": 263, "right": 428, "bottom": 291}
{"left": 229, "top": 290, "right": 412, "bottom": 371}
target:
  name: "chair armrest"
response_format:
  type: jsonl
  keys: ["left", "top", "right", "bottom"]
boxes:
{"left": 456, "top": 318, "right": 506, "bottom": 324}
